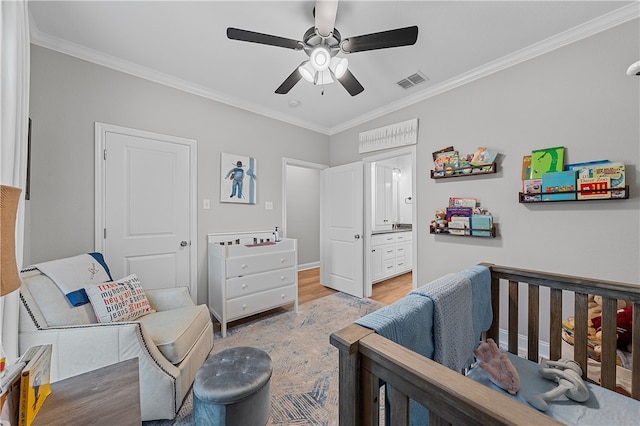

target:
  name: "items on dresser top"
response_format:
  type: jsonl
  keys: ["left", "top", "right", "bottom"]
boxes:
{"left": 207, "top": 230, "right": 298, "bottom": 337}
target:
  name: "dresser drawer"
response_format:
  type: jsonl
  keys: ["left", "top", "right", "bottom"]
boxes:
{"left": 394, "top": 232, "right": 411, "bottom": 242}
{"left": 226, "top": 285, "right": 296, "bottom": 320}
{"left": 395, "top": 257, "right": 407, "bottom": 271}
{"left": 382, "top": 259, "right": 395, "bottom": 275}
{"left": 226, "top": 267, "right": 296, "bottom": 299}
{"left": 226, "top": 250, "right": 296, "bottom": 277}
{"left": 382, "top": 245, "right": 395, "bottom": 260}
{"left": 394, "top": 243, "right": 406, "bottom": 257}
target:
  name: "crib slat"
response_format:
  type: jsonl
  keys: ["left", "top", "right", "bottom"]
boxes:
{"left": 549, "top": 288, "right": 563, "bottom": 361}
{"left": 363, "top": 369, "right": 380, "bottom": 425}
{"left": 527, "top": 284, "right": 539, "bottom": 362}
{"left": 388, "top": 385, "right": 409, "bottom": 425}
{"left": 508, "top": 280, "right": 519, "bottom": 354}
{"left": 487, "top": 275, "right": 500, "bottom": 342}
{"left": 600, "top": 297, "right": 617, "bottom": 391}
{"left": 573, "top": 293, "right": 589, "bottom": 379}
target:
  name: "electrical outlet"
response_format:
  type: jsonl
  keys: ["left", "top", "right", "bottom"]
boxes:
{"left": 265, "top": 201, "right": 273, "bottom": 210}
{"left": 203, "top": 199, "right": 210, "bottom": 209}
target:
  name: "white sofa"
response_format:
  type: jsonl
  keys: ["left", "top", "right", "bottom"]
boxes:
{"left": 18, "top": 266, "right": 214, "bottom": 421}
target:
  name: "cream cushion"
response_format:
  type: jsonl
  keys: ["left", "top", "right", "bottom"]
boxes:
{"left": 139, "top": 304, "right": 211, "bottom": 364}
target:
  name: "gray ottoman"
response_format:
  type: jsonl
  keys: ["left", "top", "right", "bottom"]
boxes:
{"left": 193, "top": 347, "right": 272, "bottom": 426}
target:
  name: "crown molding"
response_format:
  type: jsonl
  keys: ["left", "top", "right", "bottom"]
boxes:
{"left": 327, "top": 3, "right": 640, "bottom": 135}
{"left": 29, "top": 27, "right": 331, "bottom": 135}
{"left": 29, "top": 3, "right": 639, "bottom": 137}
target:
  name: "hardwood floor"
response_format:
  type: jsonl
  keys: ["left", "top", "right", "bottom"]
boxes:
{"left": 298, "top": 267, "right": 412, "bottom": 305}
{"left": 217, "top": 267, "right": 412, "bottom": 333}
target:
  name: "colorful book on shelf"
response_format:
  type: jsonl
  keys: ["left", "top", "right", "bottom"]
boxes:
{"left": 522, "top": 179, "right": 542, "bottom": 202}
{"left": 521, "top": 155, "right": 532, "bottom": 180}
{"left": 446, "top": 207, "right": 472, "bottom": 235}
{"left": 590, "top": 162, "right": 625, "bottom": 198}
{"left": 432, "top": 146, "right": 455, "bottom": 161}
{"left": 471, "top": 214, "right": 492, "bottom": 237}
{"left": 433, "top": 150, "right": 458, "bottom": 171}
{"left": 470, "top": 147, "right": 498, "bottom": 166}
{"left": 448, "top": 217, "right": 471, "bottom": 235}
{"left": 18, "top": 345, "right": 52, "bottom": 426}
{"left": 531, "top": 146, "right": 565, "bottom": 179}
{"left": 541, "top": 170, "right": 576, "bottom": 201}
{"left": 577, "top": 177, "right": 611, "bottom": 200}
{"left": 565, "top": 160, "right": 609, "bottom": 173}
{"left": 448, "top": 197, "right": 476, "bottom": 208}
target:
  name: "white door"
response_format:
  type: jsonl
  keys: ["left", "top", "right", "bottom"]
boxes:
{"left": 320, "top": 162, "right": 364, "bottom": 298}
{"left": 95, "top": 123, "right": 197, "bottom": 301}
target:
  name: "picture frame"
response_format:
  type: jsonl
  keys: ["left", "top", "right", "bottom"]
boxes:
{"left": 220, "top": 152, "right": 257, "bottom": 204}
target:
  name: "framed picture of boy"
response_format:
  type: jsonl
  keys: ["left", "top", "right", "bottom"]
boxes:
{"left": 220, "top": 152, "right": 257, "bottom": 204}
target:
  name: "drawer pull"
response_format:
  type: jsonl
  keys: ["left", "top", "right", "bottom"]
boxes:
{"left": 242, "top": 284, "right": 247, "bottom": 289}
{"left": 241, "top": 264, "right": 248, "bottom": 269}
{"left": 386, "top": 265, "right": 394, "bottom": 270}
{"left": 281, "top": 294, "right": 286, "bottom": 299}
{"left": 280, "top": 258, "right": 286, "bottom": 263}
{"left": 280, "top": 276, "right": 286, "bottom": 281}
{"left": 242, "top": 304, "right": 247, "bottom": 310}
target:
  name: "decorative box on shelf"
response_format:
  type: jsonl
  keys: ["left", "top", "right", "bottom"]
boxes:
{"left": 431, "top": 162, "right": 497, "bottom": 179}
{"left": 518, "top": 185, "right": 629, "bottom": 203}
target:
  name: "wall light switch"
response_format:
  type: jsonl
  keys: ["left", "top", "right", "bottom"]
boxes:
{"left": 265, "top": 201, "right": 273, "bottom": 210}
{"left": 203, "top": 199, "right": 211, "bottom": 210}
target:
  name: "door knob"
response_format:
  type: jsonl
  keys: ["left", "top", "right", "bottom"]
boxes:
{"left": 180, "top": 241, "right": 188, "bottom": 247}
{"left": 354, "top": 234, "right": 361, "bottom": 240}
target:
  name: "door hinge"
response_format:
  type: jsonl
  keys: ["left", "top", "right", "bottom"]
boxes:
{"left": 103, "top": 228, "right": 107, "bottom": 239}
{"left": 103, "top": 149, "right": 107, "bottom": 160}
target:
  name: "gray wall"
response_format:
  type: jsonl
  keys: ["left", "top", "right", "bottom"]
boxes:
{"left": 286, "top": 165, "right": 321, "bottom": 268}
{"left": 28, "top": 45, "right": 330, "bottom": 304}
{"left": 330, "top": 20, "right": 640, "bottom": 290}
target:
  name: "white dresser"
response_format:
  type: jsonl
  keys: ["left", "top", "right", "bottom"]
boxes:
{"left": 207, "top": 231, "right": 298, "bottom": 337}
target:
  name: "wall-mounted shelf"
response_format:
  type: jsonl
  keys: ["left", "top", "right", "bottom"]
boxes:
{"left": 431, "top": 162, "right": 497, "bottom": 179}
{"left": 429, "top": 226, "right": 496, "bottom": 238}
{"left": 519, "top": 186, "right": 629, "bottom": 203}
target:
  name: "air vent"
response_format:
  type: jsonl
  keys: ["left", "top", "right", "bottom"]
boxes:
{"left": 396, "top": 71, "right": 429, "bottom": 89}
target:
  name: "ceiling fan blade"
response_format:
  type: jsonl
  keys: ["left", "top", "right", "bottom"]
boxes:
{"left": 341, "top": 26, "right": 418, "bottom": 53}
{"left": 275, "top": 64, "right": 305, "bottom": 94}
{"left": 337, "top": 69, "right": 364, "bottom": 96}
{"left": 227, "top": 27, "right": 302, "bottom": 50}
{"left": 315, "top": 0, "right": 339, "bottom": 38}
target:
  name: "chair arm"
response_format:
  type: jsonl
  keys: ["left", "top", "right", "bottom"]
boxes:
{"left": 19, "top": 321, "right": 177, "bottom": 383}
{"left": 145, "top": 287, "right": 195, "bottom": 311}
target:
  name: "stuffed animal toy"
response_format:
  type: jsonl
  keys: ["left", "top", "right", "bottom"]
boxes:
{"left": 474, "top": 338, "right": 520, "bottom": 394}
{"left": 527, "top": 359, "right": 589, "bottom": 411}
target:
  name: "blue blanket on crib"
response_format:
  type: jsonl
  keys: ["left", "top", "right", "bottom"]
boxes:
{"left": 355, "top": 265, "right": 493, "bottom": 425}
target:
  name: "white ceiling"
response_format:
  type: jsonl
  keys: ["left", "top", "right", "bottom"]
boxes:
{"left": 28, "top": 1, "right": 638, "bottom": 135}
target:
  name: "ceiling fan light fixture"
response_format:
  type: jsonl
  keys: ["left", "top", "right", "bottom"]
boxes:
{"left": 315, "top": 69, "right": 334, "bottom": 85}
{"left": 627, "top": 60, "right": 640, "bottom": 76}
{"left": 299, "top": 61, "right": 316, "bottom": 82}
{"left": 310, "top": 46, "right": 331, "bottom": 71}
{"left": 329, "top": 56, "right": 348, "bottom": 78}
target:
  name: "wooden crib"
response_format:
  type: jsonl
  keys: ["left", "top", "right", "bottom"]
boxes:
{"left": 330, "top": 263, "right": 640, "bottom": 425}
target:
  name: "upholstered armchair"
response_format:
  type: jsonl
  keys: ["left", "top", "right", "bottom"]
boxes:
{"left": 18, "top": 264, "right": 213, "bottom": 421}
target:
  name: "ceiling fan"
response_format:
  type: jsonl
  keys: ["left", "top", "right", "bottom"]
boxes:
{"left": 227, "top": 0, "right": 418, "bottom": 96}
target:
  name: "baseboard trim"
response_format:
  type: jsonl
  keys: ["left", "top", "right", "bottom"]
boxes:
{"left": 497, "top": 329, "right": 550, "bottom": 359}
{"left": 298, "top": 262, "right": 319, "bottom": 272}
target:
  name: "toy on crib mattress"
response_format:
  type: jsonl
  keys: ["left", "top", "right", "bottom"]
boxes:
{"left": 527, "top": 359, "right": 589, "bottom": 411}
{"left": 474, "top": 338, "right": 520, "bottom": 395}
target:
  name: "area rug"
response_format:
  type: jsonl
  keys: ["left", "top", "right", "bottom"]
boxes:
{"left": 144, "top": 292, "right": 383, "bottom": 426}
